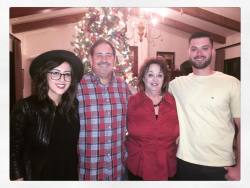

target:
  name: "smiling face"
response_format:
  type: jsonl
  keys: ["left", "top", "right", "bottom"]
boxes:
{"left": 47, "top": 62, "right": 72, "bottom": 103}
{"left": 143, "top": 63, "right": 164, "bottom": 94}
{"left": 188, "top": 37, "right": 213, "bottom": 69}
{"left": 90, "top": 42, "right": 115, "bottom": 83}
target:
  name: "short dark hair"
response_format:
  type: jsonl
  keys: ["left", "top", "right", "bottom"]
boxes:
{"left": 137, "top": 58, "right": 169, "bottom": 94}
{"left": 189, "top": 32, "right": 213, "bottom": 46}
{"left": 89, "top": 38, "right": 116, "bottom": 57}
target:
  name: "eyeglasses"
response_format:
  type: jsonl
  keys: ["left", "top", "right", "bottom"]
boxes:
{"left": 48, "top": 71, "right": 72, "bottom": 82}
{"left": 93, "top": 52, "right": 114, "bottom": 61}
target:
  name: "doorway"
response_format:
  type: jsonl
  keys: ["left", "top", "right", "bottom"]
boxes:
{"left": 10, "top": 34, "right": 23, "bottom": 111}
{"left": 224, "top": 57, "right": 240, "bottom": 80}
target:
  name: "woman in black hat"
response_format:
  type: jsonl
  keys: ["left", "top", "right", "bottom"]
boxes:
{"left": 10, "top": 50, "right": 84, "bottom": 180}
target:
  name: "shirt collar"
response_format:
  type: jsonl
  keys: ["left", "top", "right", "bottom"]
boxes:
{"left": 139, "top": 91, "right": 171, "bottom": 105}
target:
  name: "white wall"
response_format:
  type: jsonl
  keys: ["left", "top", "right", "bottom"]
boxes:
{"left": 147, "top": 24, "right": 190, "bottom": 70}
{"left": 126, "top": 16, "right": 148, "bottom": 71}
{"left": 14, "top": 23, "right": 76, "bottom": 97}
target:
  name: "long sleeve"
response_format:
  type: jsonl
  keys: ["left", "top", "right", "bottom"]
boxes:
{"left": 10, "top": 101, "right": 28, "bottom": 180}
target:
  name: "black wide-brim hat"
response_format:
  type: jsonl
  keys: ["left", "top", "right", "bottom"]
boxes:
{"left": 29, "top": 50, "right": 84, "bottom": 82}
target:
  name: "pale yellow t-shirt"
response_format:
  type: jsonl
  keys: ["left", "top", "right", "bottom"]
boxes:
{"left": 169, "top": 71, "right": 240, "bottom": 166}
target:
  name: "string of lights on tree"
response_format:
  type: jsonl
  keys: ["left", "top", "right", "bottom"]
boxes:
{"left": 71, "top": 7, "right": 137, "bottom": 85}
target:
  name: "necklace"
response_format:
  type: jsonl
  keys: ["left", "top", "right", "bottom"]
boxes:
{"left": 153, "top": 98, "right": 162, "bottom": 107}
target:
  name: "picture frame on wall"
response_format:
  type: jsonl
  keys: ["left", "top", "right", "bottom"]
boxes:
{"left": 156, "top": 51, "right": 175, "bottom": 72}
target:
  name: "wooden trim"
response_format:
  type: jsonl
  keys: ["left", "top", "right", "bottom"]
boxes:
{"left": 216, "top": 42, "right": 240, "bottom": 51}
{"left": 129, "top": 46, "right": 138, "bottom": 76}
{"left": 12, "top": 13, "right": 85, "bottom": 33}
{"left": 10, "top": 7, "right": 69, "bottom": 18}
{"left": 10, "top": 33, "right": 21, "bottom": 41}
{"left": 162, "top": 17, "right": 225, "bottom": 44}
{"left": 169, "top": 7, "right": 240, "bottom": 32}
{"left": 11, "top": 7, "right": 228, "bottom": 43}
{"left": 11, "top": 36, "right": 23, "bottom": 101}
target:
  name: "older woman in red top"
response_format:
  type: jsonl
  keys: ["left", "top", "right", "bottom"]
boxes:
{"left": 126, "top": 58, "right": 179, "bottom": 180}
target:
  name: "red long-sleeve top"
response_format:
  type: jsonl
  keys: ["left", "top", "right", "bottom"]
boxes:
{"left": 126, "top": 92, "right": 179, "bottom": 180}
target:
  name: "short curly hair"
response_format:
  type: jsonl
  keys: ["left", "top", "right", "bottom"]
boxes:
{"left": 137, "top": 58, "right": 169, "bottom": 94}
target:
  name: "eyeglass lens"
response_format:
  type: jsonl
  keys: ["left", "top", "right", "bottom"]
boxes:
{"left": 49, "top": 72, "right": 71, "bottom": 82}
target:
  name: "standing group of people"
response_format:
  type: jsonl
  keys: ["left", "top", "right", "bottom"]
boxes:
{"left": 10, "top": 32, "right": 240, "bottom": 181}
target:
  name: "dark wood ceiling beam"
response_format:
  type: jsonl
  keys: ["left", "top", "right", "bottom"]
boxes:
{"left": 169, "top": 7, "right": 240, "bottom": 32}
{"left": 12, "top": 13, "right": 84, "bottom": 33}
{"left": 130, "top": 8, "right": 225, "bottom": 44}
{"left": 10, "top": 7, "right": 69, "bottom": 18}
{"left": 162, "top": 17, "right": 226, "bottom": 44}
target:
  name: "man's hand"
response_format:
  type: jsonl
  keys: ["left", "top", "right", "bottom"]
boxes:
{"left": 224, "top": 166, "right": 240, "bottom": 180}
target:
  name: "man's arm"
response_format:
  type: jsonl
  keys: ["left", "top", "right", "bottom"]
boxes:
{"left": 225, "top": 117, "right": 240, "bottom": 180}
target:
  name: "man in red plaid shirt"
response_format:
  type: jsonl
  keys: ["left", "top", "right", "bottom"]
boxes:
{"left": 77, "top": 39, "right": 131, "bottom": 180}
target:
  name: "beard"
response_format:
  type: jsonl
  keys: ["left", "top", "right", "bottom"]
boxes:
{"left": 92, "top": 61, "right": 113, "bottom": 78}
{"left": 190, "top": 55, "right": 212, "bottom": 69}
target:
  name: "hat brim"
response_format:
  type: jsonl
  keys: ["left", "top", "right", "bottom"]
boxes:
{"left": 29, "top": 50, "right": 84, "bottom": 82}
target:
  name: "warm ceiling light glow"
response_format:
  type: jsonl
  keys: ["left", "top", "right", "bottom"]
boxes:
{"left": 41, "top": 9, "right": 53, "bottom": 13}
{"left": 141, "top": 8, "right": 169, "bottom": 17}
{"left": 159, "top": 9, "right": 168, "bottom": 17}
{"left": 133, "top": 8, "right": 165, "bottom": 42}
{"left": 151, "top": 17, "right": 158, "bottom": 26}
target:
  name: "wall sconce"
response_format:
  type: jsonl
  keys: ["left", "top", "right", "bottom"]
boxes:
{"left": 137, "top": 21, "right": 146, "bottom": 42}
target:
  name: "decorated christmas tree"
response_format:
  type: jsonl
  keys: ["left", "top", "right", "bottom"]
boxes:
{"left": 72, "top": 7, "right": 136, "bottom": 85}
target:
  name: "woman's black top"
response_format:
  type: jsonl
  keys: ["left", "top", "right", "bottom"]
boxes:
{"left": 10, "top": 96, "right": 80, "bottom": 180}
{"left": 40, "top": 108, "right": 78, "bottom": 180}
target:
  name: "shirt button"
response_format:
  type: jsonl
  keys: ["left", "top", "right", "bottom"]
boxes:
{"left": 105, "top": 154, "right": 112, "bottom": 161}
{"left": 108, "top": 154, "right": 111, "bottom": 160}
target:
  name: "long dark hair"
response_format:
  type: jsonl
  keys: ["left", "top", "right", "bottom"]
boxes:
{"left": 32, "top": 59, "right": 78, "bottom": 120}
{"left": 137, "top": 58, "right": 169, "bottom": 94}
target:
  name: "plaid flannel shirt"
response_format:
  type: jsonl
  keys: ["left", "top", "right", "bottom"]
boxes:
{"left": 77, "top": 72, "right": 130, "bottom": 180}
